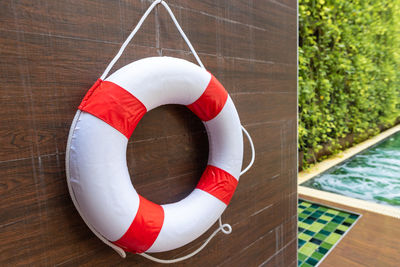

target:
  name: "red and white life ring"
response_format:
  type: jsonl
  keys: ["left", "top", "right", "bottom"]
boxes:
{"left": 66, "top": 57, "right": 243, "bottom": 254}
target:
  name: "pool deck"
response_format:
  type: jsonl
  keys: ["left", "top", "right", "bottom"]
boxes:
{"left": 298, "top": 124, "right": 400, "bottom": 219}
{"left": 298, "top": 125, "right": 400, "bottom": 266}
{"left": 300, "top": 194, "right": 400, "bottom": 267}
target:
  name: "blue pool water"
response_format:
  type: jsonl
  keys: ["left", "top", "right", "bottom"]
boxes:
{"left": 302, "top": 131, "right": 400, "bottom": 207}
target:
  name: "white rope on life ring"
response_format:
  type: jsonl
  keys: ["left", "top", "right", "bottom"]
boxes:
{"left": 65, "top": 0, "right": 255, "bottom": 263}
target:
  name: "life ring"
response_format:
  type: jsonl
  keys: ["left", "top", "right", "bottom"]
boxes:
{"left": 66, "top": 56, "right": 243, "bottom": 254}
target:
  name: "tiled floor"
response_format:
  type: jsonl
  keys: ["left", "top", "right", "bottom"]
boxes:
{"left": 298, "top": 199, "right": 360, "bottom": 267}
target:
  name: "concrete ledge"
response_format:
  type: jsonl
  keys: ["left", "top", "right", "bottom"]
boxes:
{"left": 299, "top": 186, "right": 400, "bottom": 219}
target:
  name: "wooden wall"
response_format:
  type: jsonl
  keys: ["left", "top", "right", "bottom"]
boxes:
{"left": 0, "top": 0, "right": 297, "bottom": 266}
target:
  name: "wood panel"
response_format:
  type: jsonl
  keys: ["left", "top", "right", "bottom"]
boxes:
{"left": 0, "top": 0, "right": 297, "bottom": 266}
{"left": 301, "top": 195, "right": 400, "bottom": 267}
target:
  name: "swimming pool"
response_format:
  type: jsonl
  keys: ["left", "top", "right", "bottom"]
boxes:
{"left": 302, "top": 131, "right": 400, "bottom": 208}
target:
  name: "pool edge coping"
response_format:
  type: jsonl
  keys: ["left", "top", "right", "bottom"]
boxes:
{"left": 298, "top": 124, "right": 400, "bottom": 219}
{"left": 298, "top": 186, "right": 400, "bottom": 219}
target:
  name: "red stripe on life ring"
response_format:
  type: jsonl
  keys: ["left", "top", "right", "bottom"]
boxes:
{"left": 113, "top": 195, "right": 164, "bottom": 253}
{"left": 187, "top": 75, "right": 228, "bottom": 121}
{"left": 78, "top": 80, "right": 147, "bottom": 139}
{"left": 196, "top": 165, "right": 238, "bottom": 205}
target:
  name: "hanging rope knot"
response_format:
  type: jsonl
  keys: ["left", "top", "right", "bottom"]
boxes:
{"left": 220, "top": 223, "right": 232, "bottom": 234}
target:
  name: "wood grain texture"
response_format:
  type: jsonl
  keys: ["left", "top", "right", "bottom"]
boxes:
{"left": 0, "top": 0, "right": 297, "bottom": 266}
{"left": 301, "top": 195, "right": 400, "bottom": 267}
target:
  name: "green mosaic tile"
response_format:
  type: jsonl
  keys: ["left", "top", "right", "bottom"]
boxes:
{"left": 338, "top": 212, "right": 349, "bottom": 218}
{"left": 332, "top": 216, "right": 345, "bottom": 223}
{"left": 337, "top": 224, "right": 349, "bottom": 231}
{"left": 321, "top": 242, "right": 333, "bottom": 250}
{"left": 319, "top": 229, "right": 330, "bottom": 236}
{"left": 299, "top": 239, "right": 307, "bottom": 248}
{"left": 304, "top": 230, "right": 315, "bottom": 236}
{"left": 327, "top": 221, "right": 339, "bottom": 227}
{"left": 311, "top": 251, "right": 324, "bottom": 260}
{"left": 326, "top": 209, "right": 339, "bottom": 215}
{"left": 306, "top": 257, "right": 319, "bottom": 266}
{"left": 300, "top": 263, "right": 313, "bottom": 267}
{"left": 299, "top": 214, "right": 308, "bottom": 219}
{"left": 325, "top": 233, "right": 341, "bottom": 244}
{"left": 299, "top": 233, "right": 312, "bottom": 242}
{"left": 305, "top": 207, "right": 316, "bottom": 213}
{"left": 317, "top": 247, "right": 328, "bottom": 255}
{"left": 299, "top": 222, "right": 309, "bottom": 229}
{"left": 322, "top": 224, "right": 335, "bottom": 231}
{"left": 299, "top": 243, "right": 318, "bottom": 256}
{"left": 314, "top": 233, "right": 326, "bottom": 241}
{"left": 298, "top": 199, "right": 359, "bottom": 266}
{"left": 345, "top": 218, "right": 356, "bottom": 224}
{"left": 320, "top": 215, "right": 332, "bottom": 221}
{"left": 308, "top": 222, "right": 325, "bottom": 232}
{"left": 298, "top": 253, "right": 308, "bottom": 261}
{"left": 327, "top": 222, "right": 339, "bottom": 229}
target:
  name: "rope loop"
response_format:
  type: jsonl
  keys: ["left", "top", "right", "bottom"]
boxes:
{"left": 140, "top": 216, "right": 232, "bottom": 264}
{"left": 221, "top": 224, "right": 233, "bottom": 234}
{"left": 100, "top": 0, "right": 204, "bottom": 80}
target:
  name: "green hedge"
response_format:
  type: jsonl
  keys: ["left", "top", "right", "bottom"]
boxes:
{"left": 299, "top": 0, "right": 400, "bottom": 168}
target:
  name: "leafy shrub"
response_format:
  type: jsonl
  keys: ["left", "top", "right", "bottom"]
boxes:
{"left": 299, "top": 0, "right": 400, "bottom": 168}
